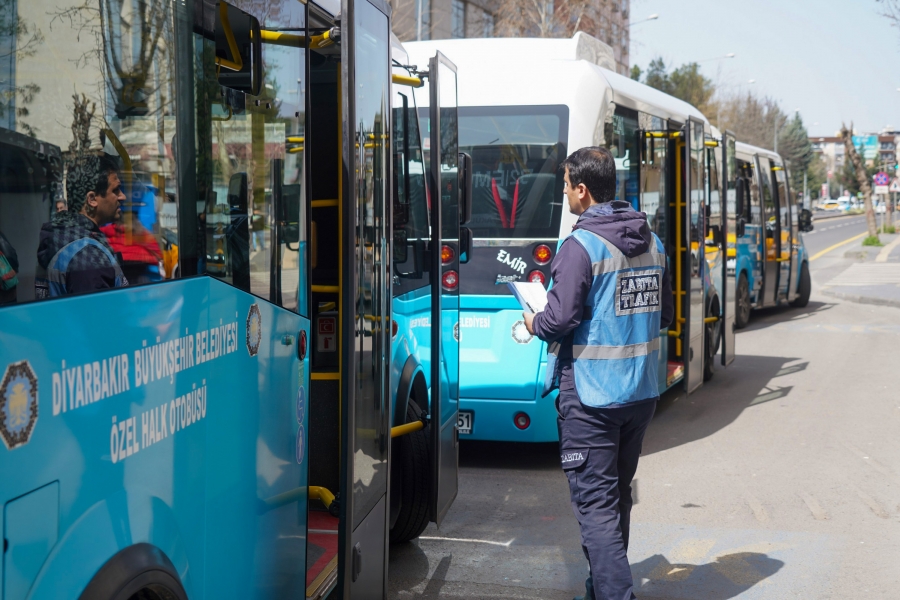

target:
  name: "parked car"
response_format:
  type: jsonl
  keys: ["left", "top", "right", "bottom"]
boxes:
{"left": 820, "top": 199, "right": 841, "bottom": 211}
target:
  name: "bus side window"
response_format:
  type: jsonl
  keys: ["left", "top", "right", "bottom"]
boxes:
{"left": 757, "top": 157, "right": 776, "bottom": 237}
{"left": 0, "top": 1, "right": 180, "bottom": 306}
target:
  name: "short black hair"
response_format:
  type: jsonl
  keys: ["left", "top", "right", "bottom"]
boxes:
{"left": 65, "top": 154, "right": 119, "bottom": 213}
{"left": 560, "top": 146, "right": 616, "bottom": 204}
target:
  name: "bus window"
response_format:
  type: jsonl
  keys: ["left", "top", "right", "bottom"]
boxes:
{"left": 609, "top": 106, "right": 640, "bottom": 209}
{"left": 707, "top": 146, "right": 721, "bottom": 248}
{"left": 0, "top": 1, "right": 181, "bottom": 304}
{"left": 641, "top": 135, "right": 667, "bottom": 242}
{"left": 774, "top": 165, "right": 791, "bottom": 260}
{"left": 190, "top": 3, "right": 306, "bottom": 312}
{"left": 457, "top": 106, "right": 567, "bottom": 238}
{"left": 758, "top": 156, "right": 777, "bottom": 249}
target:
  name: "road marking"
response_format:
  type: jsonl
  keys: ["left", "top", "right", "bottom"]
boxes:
{"left": 799, "top": 492, "right": 828, "bottom": 520}
{"left": 875, "top": 235, "right": 900, "bottom": 262}
{"left": 746, "top": 495, "right": 768, "bottom": 522}
{"left": 809, "top": 232, "right": 868, "bottom": 261}
{"left": 855, "top": 488, "right": 890, "bottom": 519}
{"left": 419, "top": 536, "right": 515, "bottom": 547}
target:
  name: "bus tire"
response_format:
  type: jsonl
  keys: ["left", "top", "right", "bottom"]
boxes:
{"left": 703, "top": 298, "right": 720, "bottom": 382}
{"left": 79, "top": 543, "right": 188, "bottom": 600}
{"left": 735, "top": 273, "right": 751, "bottom": 329}
{"left": 389, "top": 399, "right": 431, "bottom": 543}
{"left": 791, "top": 262, "right": 811, "bottom": 308}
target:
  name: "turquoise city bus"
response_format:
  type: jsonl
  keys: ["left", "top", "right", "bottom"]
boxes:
{"left": 0, "top": 1, "right": 469, "bottom": 598}
{"left": 405, "top": 35, "right": 735, "bottom": 443}
{"left": 730, "top": 142, "right": 814, "bottom": 328}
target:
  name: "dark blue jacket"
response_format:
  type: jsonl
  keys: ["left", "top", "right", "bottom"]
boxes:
{"left": 532, "top": 201, "right": 674, "bottom": 399}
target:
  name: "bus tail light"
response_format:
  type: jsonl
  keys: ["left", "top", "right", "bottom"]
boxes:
{"left": 441, "top": 244, "right": 455, "bottom": 265}
{"left": 514, "top": 412, "right": 530, "bottom": 430}
{"left": 527, "top": 270, "right": 546, "bottom": 285}
{"left": 391, "top": 319, "right": 398, "bottom": 338}
{"left": 533, "top": 244, "right": 552, "bottom": 265}
{"left": 442, "top": 270, "right": 459, "bottom": 291}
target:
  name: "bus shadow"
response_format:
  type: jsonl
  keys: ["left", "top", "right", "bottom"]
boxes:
{"left": 631, "top": 552, "right": 784, "bottom": 599}
{"left": 738, "top": 300, "right": 835, "bottom": 333}
{"left": 644, "top": 354, "right": 803, "bottom": 456}
{"left": 459, "top": 440, "right": 561, "bottom": 471}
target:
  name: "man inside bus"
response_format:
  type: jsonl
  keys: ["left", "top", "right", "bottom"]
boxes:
{"left": 524, "top": 146, "right": 673, "bottom": 600}
{"left": 35, "top": 154, "right": 128, "bottom": 298}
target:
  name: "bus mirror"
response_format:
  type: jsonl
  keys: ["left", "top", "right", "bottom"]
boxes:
{"left": 393, "top": 151, "right": 409, "bottom": 227}
{"left": 215, "top": 2, "right": 262, "bottom": 96}
{"left": 459, "top": 227, "right": 472, "bottom": 264}
{"left": 799, "top": 208, "right": 814, "bottom": 232}
{"left": 458, "top": 152, "right": 473, "bottom": 225}
{"left": 393, "top": 229, "right": 408, "bottom": 264}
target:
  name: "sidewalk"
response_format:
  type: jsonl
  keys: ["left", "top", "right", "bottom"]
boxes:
{"left": 818, "top": 231, "right": 900, "bottom": 307}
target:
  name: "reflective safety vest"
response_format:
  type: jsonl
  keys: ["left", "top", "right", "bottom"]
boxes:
{"left": 544, "top": 228, "right": 666, "bottom": 407}
{"left": 35, "top": 238, "right": 126, "bottom": 299}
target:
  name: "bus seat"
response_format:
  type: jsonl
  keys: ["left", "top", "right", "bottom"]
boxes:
{"left": 510, "top": 173, "right": 555, "bottom": 230}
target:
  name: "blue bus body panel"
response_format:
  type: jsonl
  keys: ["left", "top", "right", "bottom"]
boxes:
{"left": 392, "top": 287, "right": 433, "bottom": 417}
{"left": 0, "top": 277, "right": 308, "bottom": 599}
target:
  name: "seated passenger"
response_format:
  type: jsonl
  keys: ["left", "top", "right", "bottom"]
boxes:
{"left": 35, "top": 155, "right": 128, "bottom": 298}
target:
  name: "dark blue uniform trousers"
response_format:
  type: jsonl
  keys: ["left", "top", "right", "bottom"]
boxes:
{"left": 557, "top": 389, "right": 657, "bottom": 600}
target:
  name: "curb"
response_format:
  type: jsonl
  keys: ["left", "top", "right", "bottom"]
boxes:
{"left": 821, "top": 287, "right": 900, "bottom": 309}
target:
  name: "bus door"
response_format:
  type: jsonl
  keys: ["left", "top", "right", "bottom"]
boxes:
{"left": 704, "top": 136, "right": 726, "bottom": 374}
{"left": 721, "top": 133, "right": 737, "bottom": 366}
{"left": 683, "top": 119, "right": 706, "bottom": 393}
{"left": 638, "top": 127, "right": 674, "bottom": 391}
{"left": 427, "top": 52, "right": 461, "bottom": 527}
{"left": 756, "top": 155, "right": 779, "bottom": 307}
{"left": 773, "top": 163, "right": 793, "bottom": 300}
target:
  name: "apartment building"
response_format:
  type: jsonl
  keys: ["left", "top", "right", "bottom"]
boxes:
{"left": 811, "top": 132, "right": 899, "bottom": 175}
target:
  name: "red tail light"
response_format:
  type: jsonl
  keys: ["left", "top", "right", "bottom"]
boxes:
{"left": 533, "top": 244, "right": 552, "bottom": 265}
{"left": 514, "top": 412, "right": 531, "bottom": 430}
{"left": 442, "top": 270, "right": 459, "bottom": 291}
{"left": 441, "top": 244, "right": 455, "bottom": 265}
{"left": 528, "top": 270, "right": 546, "bottom": 285}
{"left": 391, "top": 319, "right": 398, "bottom": 338}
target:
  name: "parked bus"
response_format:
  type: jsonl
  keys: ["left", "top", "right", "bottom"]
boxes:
{"left": 730, "top": 142, "right": 813, "bottom": 328}
{"left": 406, "top": 34, "right": 733, "bottom": 443}
{"left": 0, "top": 1, "right": 468, "bottom": 598}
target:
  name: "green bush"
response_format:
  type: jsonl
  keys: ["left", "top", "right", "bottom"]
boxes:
{"left": 862, "top": 235, "right": 882, "bottom": 247}
{"left": 882, "top": 225, "right": 896, "bottom": 234}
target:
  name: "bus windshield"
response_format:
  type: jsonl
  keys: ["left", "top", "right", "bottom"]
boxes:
{"left": 458, "top": 106, "right": 567, "bottom": 239}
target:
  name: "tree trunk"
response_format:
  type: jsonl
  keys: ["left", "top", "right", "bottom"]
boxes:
{"left": 840, "top": 124, "right": 877, "bottom": 238}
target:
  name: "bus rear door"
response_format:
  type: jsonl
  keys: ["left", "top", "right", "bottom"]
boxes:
{"left": 683, "top": 119, "right": 706, "bottom": 393}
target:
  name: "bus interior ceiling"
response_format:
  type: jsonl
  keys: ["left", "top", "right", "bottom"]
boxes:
{"left": 307, "top": 43, "right": 341, "bottom": 597}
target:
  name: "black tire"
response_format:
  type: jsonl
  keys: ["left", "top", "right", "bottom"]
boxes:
{"left": 735, "top": 273, "right": 752, "bottom": 329}
{"left": 791, "top": 262, "right": 811, "bottom": 308}
{"left": 79, "top": 544, "right": 188, "bottom": 600}
{"left": 389, "top": 400, "right": 431, "bottom": 543}
{"left": 703, "top": 310, "right": 719, "bottom": 382}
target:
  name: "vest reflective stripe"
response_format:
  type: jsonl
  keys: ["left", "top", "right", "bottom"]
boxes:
{"left": 572, "top": 338, "right": 660, "bottom": 360}
{"left": 542, "top": 225, "right": 665, "bottom": 407}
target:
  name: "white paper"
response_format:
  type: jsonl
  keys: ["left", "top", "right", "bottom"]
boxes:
{"left": 507, "top": 282, "right": 549, "bottom": 314}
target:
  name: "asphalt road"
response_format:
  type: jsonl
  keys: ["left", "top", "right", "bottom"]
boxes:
{"left": 388, "top": 224, "right": 900, "bottom": 599}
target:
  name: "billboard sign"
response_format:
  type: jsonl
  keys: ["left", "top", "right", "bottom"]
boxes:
{"left": 852, "top": 135, "right": 879, "bottom": 161}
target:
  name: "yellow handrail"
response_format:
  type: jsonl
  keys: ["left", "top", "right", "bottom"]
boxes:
{"left": 215, "top": 2, "right": 243, "bottom": 72}
{"left": 392, "top": 73, "right": 423, "bottom": 88}
{"left": 309, "top": 485, "right": 335, "bottom": 509}
{"left": 391, "top": 421, "right": 424, "bottom": 438}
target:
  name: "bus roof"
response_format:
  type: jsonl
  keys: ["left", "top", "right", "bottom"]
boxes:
{"left": 736, "top": 141, "right": 783, "bottom": 163}
{"left": 403, "top": 35, "right": 710, "bottom": 128}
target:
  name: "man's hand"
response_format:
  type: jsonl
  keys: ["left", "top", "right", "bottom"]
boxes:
{"left": 523, "top": 311, "right": 536, "bottom": 335}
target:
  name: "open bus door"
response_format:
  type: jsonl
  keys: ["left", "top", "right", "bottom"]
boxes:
{"left": 679, "top": 119, "right": 706, "bottom": 393}
{"left": 721, "top": 132, "right": 737, "bottom": 366}
{"left": 427, "top": 52, "right": 461, "bottom": 527}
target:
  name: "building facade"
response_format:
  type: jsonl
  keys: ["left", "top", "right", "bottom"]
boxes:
{"left": 391, "top": 0, "right": 632, "bottom": 75}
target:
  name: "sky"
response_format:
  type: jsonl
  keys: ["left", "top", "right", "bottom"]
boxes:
{"left": 629, "top": 0, "right": 900, "bottom": 137}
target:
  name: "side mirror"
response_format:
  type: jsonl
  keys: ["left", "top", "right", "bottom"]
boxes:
{"left": 459, "top": 226, "right": 472, "bottom": 264}
{"left": 798, "top": 208, "right": 814, "bottom": 232}
{"left": 458, "top": 152, "right": 473, "bottom": 225}
{"left": 215, "top": 2, "right": 262, "bottom": 96}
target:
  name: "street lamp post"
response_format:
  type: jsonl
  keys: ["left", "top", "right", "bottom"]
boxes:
{"left": 630, "top": 14, "right": 659, "bottom": 27}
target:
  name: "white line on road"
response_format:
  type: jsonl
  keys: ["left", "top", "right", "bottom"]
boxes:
{"left": 419, "top": 536, "right": 516, "bottom": 547}
{"left": 799, "top": 492, "right": 829, "bottom": 521}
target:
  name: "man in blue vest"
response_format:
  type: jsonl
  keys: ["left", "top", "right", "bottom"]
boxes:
{"left": 524, "top": 146, "right": 673, "bottom": 600}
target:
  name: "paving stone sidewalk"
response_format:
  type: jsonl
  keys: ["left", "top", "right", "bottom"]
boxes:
{"left": 819, "top": 231, "right": 900, "bottom": 307}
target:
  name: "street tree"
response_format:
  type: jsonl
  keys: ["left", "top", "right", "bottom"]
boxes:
{"left": 840, "top": 124, "right": 878, "bottom": 240}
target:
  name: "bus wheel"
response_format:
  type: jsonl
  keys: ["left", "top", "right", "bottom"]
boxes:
{"left": 791, "top": 262, "right": 811, "bottom": 308}
{"left": 735, "top": 273, "right": 751, "bottom": 329}
{"left": 79, "top": 543, "right": 188, "bottom": 600}
{"left": 389, "top": 399, "right": 430, "bottom": 543}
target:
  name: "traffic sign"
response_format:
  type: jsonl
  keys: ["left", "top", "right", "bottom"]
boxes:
{"left": 874, "top": 172, "right": 890, "bottom": 186}
{"left": 891, "top": 179, "right": 900, "bottom": 193}
{"left": 875, "top": 186, "right": 890, "bottom": 195}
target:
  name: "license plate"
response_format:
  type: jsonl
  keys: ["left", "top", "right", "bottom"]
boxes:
{"left": 457, "top": 411, "right": 473, "bottom": 435}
